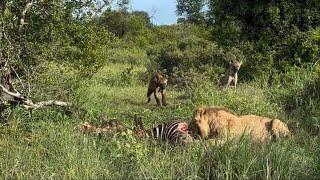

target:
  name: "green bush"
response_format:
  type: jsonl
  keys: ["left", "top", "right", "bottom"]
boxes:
{"left": 105, "top": 47, "right": 147, "bottom": 65}
{"left": 275, "top": 27, "right": 320, "bottom": 70}
{"left": 29, "top": 61, "right": 83, "bottom": 102}
{"left": 147, "top": 36, "right": 253, "bottom": 88}
{"left": 57, "top": 23, "right": 115, "bottom": 76}
{"left": 267, "top": 65, "right": 320, "bottom": 132}
{"left": 239, "top": 41, "right": 275, "bottom": 83}
{"left": 148, "top": 37, "right": 224, "bottom": 84}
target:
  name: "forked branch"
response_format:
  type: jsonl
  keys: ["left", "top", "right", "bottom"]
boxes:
{"left": 0, "top": 84, "right": 71, "bottom": 110}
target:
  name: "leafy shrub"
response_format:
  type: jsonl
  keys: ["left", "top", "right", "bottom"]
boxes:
{"left": 275, "top": 27, "right": 320, "bottom": 70}
{"left": 267, "top": 65, "right": 320, "bottom": 133}
{"left": 239, "top": 41, "right": 275, "bottom": 83}
{"left": 148, "top": 37, "right": 222, "bottom": 81}
{"left": 147, "top": 36, "right": 251, "bottom": 88}
{"left": 105, "top": 47, "right": 148, "bottom": 65}
{"left": 57, "top": 23, "right": 115, "bottom": 76}
{"left": 29, "top": 61, "right": 83, "bottom": 101}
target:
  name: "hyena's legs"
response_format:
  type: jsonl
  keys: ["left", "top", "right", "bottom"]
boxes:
{"left": 219, "top": 75, "right": 232, "bottom": 89}
{"left": 230, "top": 79, "right": 235, "bottom": 87}
{"left": 220, "top": 76, "right": 232, "bottom": 89}
{"left": 154, "top": 89, "right": 161, "bottom": 106}
{"left": 161, "top": 89, "right": 167, "bottom": 106}
{"left": 233, "top": 73, "right": 238, "bottom": 88}
{"left": 146, "top": 87, "right": 153, "bottom": 103}
{"left": 229, "top": 77, "right": 237, "bottom": 87}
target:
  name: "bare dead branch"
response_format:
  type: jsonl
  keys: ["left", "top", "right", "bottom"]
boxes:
{"left": 0, "top": 84, "right": 22, "bottom": 98}
{"left": 19, "top": 1, "right": 36, "bottom": 31}
{"left": 1, "top": 84, "right": 71, "bottom": 110}
{"left": 31, "top": 100, "right": 72, "bottom": 110}
{"left": 11, "top": 67, "right": 25, "bottom": 90}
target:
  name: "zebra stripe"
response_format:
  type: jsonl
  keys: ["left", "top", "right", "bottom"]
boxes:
{"left": 150, "top": 122, "right": 192, "bottom": 144}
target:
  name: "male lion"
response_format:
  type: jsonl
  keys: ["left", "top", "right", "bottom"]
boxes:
{"left": 219, "top": 60, "right": 242, "bottom": 89}
{"left": 189, "top": 107, "right": 291, "bottom": 142}
{"left": 146, "top": 72, "right": 168, "bottom": 106}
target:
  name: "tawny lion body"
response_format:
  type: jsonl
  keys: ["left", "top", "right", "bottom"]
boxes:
{"left": 147, "top": 72, "right": 168, "bottom": 106}
{"left": 189, "top": 107, "right": 291, "bottom": 142}
{"left": 219, "top": 60, "right": 242, "bottom": 89}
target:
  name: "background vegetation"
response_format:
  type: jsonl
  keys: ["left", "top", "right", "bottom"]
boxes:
{"left": 0, "top": 0, "right": 319, "bottom": 179}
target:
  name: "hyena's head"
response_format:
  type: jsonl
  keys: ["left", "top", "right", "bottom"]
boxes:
{"left": 156, "top": 74, "right": 168, "bottom": 90}
{"left": 160, "top": 78, "right": 168, "bottom": 89}
{"left": 231, "top": 60, "right": 242, "bottom": 72}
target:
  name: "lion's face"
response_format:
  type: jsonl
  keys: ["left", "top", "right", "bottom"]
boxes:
{"left": 189, "top": 108, "right": 211, "bottom": 139}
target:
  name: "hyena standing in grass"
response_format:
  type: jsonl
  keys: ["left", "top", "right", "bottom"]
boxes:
{"left": 146, "top": 72, "right": 168, "bottom": 106}
{"left": 219, "top": 60, "right": 242, "bottom": 89}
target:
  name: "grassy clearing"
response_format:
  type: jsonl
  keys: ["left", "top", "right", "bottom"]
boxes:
{"left": 0, "top": 63, "right": 319, "bottom": 179}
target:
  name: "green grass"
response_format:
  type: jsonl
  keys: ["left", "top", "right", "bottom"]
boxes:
{"left": 0, "top": 63, "right": 319, "bottom": 179}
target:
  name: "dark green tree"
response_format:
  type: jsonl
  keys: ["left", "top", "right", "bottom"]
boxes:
{"left": 206, "top": 0, "right": 320, "bottom": 71}
{"left": 0, "top": 0, "right": 112, "bottom": 109}
{"left": 176, "top": 0, "right": 206, "bottom": 25}
{"left": 98, "top": 9, "right": 151, "bottom": 37}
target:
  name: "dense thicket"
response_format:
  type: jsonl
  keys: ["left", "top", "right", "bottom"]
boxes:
{"left": 175, "top": 0, "right": 320, "bottom": 80}
{"left": 176, "top": 0, "right": 206, "bottom": 25}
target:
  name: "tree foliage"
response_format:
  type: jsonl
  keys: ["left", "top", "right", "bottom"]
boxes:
{"left": 207, "top": 0, "right": 320, "bottom": 69}
{"left": 97, "top": 9, "right": 151, "bottom": 38}
{"left": 176, "top": 0, "right": 320, "bottom": 76}
{"left": 176, "top": 0, "right": 206, "bottom": 25}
